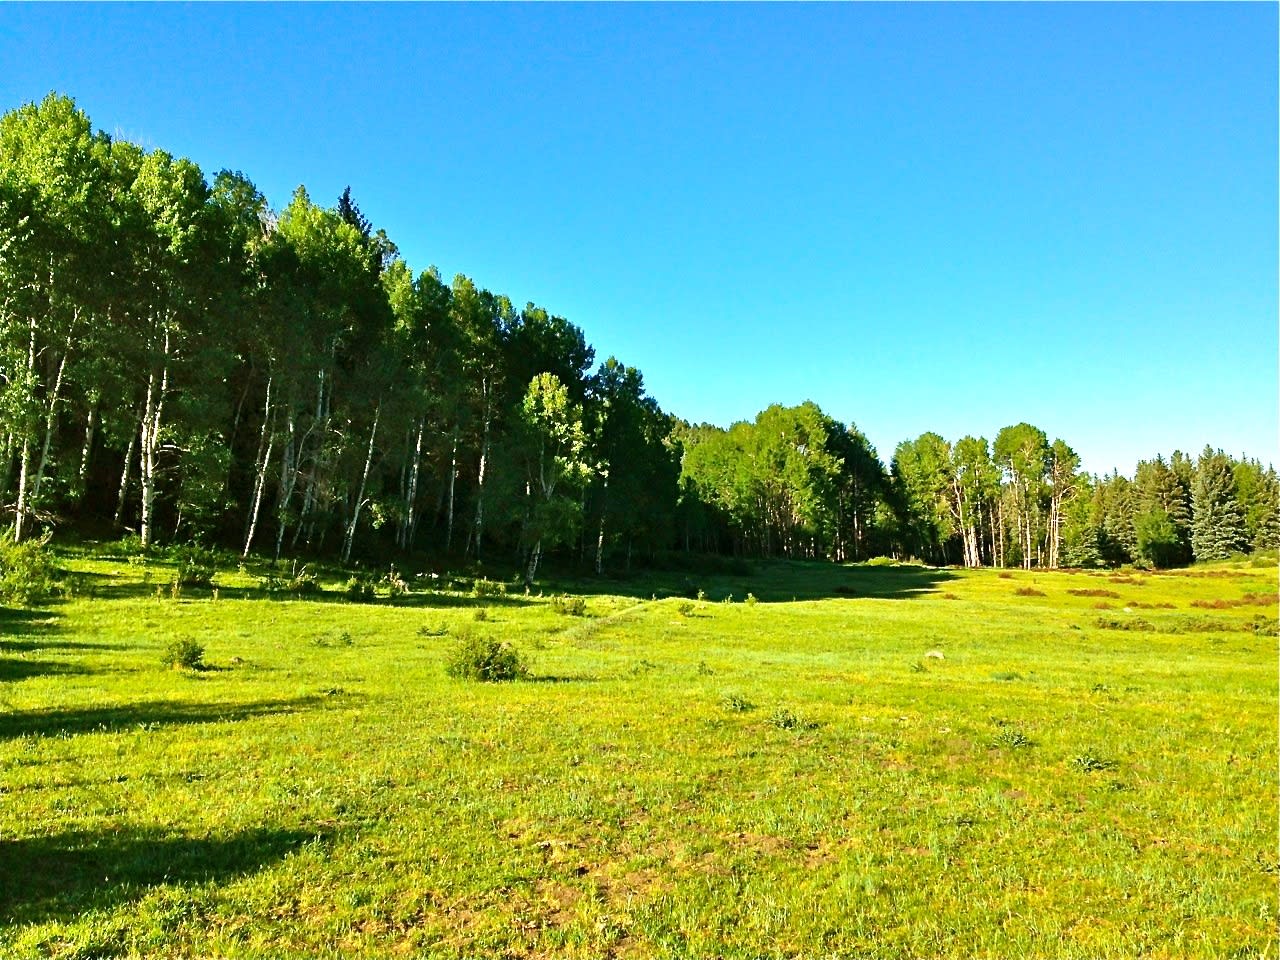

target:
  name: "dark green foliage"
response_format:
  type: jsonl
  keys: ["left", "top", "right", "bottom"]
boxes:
{"left": 0, "top": 536, "right": 57, "bottom": 607}
{"left": 1134, "top": 508, "right": 1182, "bottom": 569}
{"left": 471, "top": 578, "right": 506, "bottom": 599}
{"left": 162, "top": 638, "right": 205, "bottom": 670}
{"left": 444, "top": 629, "right": 527, "bottom": 682}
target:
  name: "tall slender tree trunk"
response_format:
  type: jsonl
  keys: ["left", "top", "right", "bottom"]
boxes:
{"left": 471, "top": 385, "right": 491, "bottom": 559}
{"left": 445, "top": 433, "right": 458, "bottom": 552}
{"left": 402, "top": 416, "right": 424, "bottom": 551}
{"left": 274, "top": 414, "right": 298, "bottom": 560}
{"left": 139, "top": 326, "right": 171, "bottom": 549}
{"left": 114, "top": 410, "right": 141, "bottom": 529}
{"left": 243, "top": 376, "right": 275, "bottom": 558}
{"left": 78, "top": 396, "right": 97, "bottom": 501}
{"left": 341, "top": 401, "right": 380, "bottom": 564}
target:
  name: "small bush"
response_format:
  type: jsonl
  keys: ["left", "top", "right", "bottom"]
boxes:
{"left": 174, "top": 545, "right": 217, "bottom": 587}
{"left": 720, "top": 693, "right": 756, "bottom": 712}
{"left": 384, "top": 567, "right": 409, "bottom": 598}
{"left": 162, "top": 638, "right": 205, "bottom": 670}
{"left": 997, "top": 572, "right": 1013, "bottom": 579}
{"left": 1094, "top": 616, "right": 1155, "bottom": 632}
{"left": 1014, "top": 587, "right": 1046, "bottom": 597}
{"left": 345, "top": 575, "right": 376, "bottom": 603}
{"left": 992, "top": 729, "right": 1032, "bottom": 749}
{"left": 1071, "top": 753, "right": 1118, "bottom": 773}
{"left": 444, "top": 629, "right": 527, "bottom": 682}
{"left": 676, "top": 601, "right": 695, "bottom": 617}
{"left": 1068, "top": 588, "right": 1120, "bottom": 598}
{"left": 766, "top": 707, "right": 819, "bottom": 731}
{"left": 472, "top": 578, "right": 507, "bottom": 599}
{"left": 550, "top": 595, "right": 586, "bottom": 617}
{"left": 473, "top": 607, "right": 489, "bottom": 622}
{"left": 0, "top": 535, "right": 57, "bottom": 607}
{"left": 744, "top": 593, "right": 758, "bottom": 606}
{"left": 1250, "top": 615, "right": 1278, "bottom": 636}
{"left": 418, "top": 622, "right": 448, "bottom": 638}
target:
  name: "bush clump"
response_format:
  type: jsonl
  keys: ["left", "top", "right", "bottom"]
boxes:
{"left": 345, "top": 574, "right": 377, "bottom": 603}
{"left": 174, "top": 544, "right": 217, "bottom": 587}
{"left": 0, "top": 535, "right": 57, "bottom": 607}
{"left": 550, "top": 595, "right": 586, "bottom": 617}
{"left": 162, "top": 638, "right": 205, "bottom": 670}
{"left": 444, "top": 628, "right": 527, "bottom": 682}
{"left": 471, "top": 577, "right": 507, "bottom": 599}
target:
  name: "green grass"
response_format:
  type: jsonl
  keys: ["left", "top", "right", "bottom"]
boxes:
{"left": 1, "top": 552, "right": 1276, "bottom": 958}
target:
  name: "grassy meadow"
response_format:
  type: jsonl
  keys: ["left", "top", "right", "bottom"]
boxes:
{"left": 1, "top": 548, "right": 1276, "bottom": 959}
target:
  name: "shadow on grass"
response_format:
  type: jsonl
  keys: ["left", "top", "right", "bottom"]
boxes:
{"left": 0, "top": 658, "right": 91, "bottom": 683}
{"left": 549, "top": 559, "right": 959, "bottom": 604}
{"left": 0, "top": 825, "right": 329, "bottom": 925}
{"left": 0, "top": 606, "right": 61, "bottom": 636}
{"left": 0, "top": 696, "right": 332, "bottom": 741}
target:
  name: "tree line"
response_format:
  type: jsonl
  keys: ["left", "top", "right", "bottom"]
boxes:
{"left": 1, "top": 94, "right": 1274, "bottom": 575}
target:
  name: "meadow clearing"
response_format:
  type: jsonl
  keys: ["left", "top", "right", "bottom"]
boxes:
{"left": 0, "top": 549, "right": 1275, "bottom": 959}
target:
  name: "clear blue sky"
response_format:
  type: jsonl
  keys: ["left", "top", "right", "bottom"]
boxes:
{"left": 2, "top": 3, "right": 1275, "bottom": 474}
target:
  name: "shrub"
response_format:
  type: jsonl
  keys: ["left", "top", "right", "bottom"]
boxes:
{"left": 992, "top": 729, "right": 1032, "bottom": 749}
{"left": 744, "top": 593, "right": 758, "bottom": 606}
{"left": 1014, "top": 587, "right": 1046, "bottom": 597}
{"left": 472, "top": 578, "right": 507, "bottom": 599}
{"left": 162, "top": 638, "right": 205, "bottom": 670}
{"left": 766, "top": 707, "right": 819, "bottom": 731}
{"left": 1071, "top": 753, "right": 1118, "bottom": 773}
{"left": 473, "top": 607, "right": 489, "bottom": 622}
{"left": 444, "top": 629, "right": 527, "bottom": 682}
{"left": 1068, "top": 588, "right": 1120, "bottom": 598}
{"left": 174, "top": 544, "right": 217, "bottom": 587}
{"left": 1094, "top": 616, "right": 1155, "bottom": 632}
{"left": 676, "top": 601, "right": 695, "bottom": 617}
{"left": 720, "top": 693, "right": 756, "bottom": 712}
{"left": 550, "top": 595, "right": 586, "bottom": 617}
{"left": 384, "top": 567, "right": 409, "bottom": 598}
{"left": 0, "top": 535, "right": 57, "bottom": 607}
{"left": 345, "top": 575, "right": 376, "bottom": 603}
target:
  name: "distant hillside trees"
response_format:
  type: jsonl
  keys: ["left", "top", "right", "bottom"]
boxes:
{"left": 0, "top": 93, "right": 1273, "bottom": 573}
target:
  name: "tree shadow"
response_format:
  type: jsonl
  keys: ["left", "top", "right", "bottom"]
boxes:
{"left": 0, "top": 825, "right": 330, "bottom": 925}
{"left": 0, "top": 696, "right": 332, "bottom": 742}
{"left": 0, "top": 637, "right": 117, "bottom": 654}
{"left": 0, "top": 606, "right": 61, "bottom": 636}
{"left": 0, "top": 658, "right": 91, "bottom": 683}
{"left": 549, "top": 559, "right": 958, "bottom": 603}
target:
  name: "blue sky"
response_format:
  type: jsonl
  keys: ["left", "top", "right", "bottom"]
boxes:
{"left": 2, "top": 3, "right": 1275, "bottom": 474}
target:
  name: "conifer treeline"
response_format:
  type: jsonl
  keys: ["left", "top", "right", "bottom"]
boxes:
{"left": 1, "top": 94, "right": 1275, "bottom": 572}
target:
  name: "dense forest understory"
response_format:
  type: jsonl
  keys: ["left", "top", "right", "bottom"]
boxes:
{"left": 1, "top": 94, "right": 1276, "bottom": 579}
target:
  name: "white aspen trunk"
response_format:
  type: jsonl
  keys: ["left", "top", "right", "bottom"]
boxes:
{"left": 403, "top": 416, "right": 424, "bottom": 551}
{"left": 445, "top": 434, "right": 458, "bottom": 552}
{"left": 595, "top": 474, "right": 609, "bottom": 574}
{"left": 13, "top": 315, "right": 37, "bottom": 541}
{"left": 114, "top": 413, "right": 140, "bottom": 528}
{"left": 274, "top": 413, "right": 298, "bottom": 560}
{"left": 471, "top": 384, "right": 491, "bottom": 559}
{"left": 294, "top": 368, "right": 326, "bottom": 548}
{"left": 31, "top": 332, "right": 73, "bottom": 506}
{"left": 243, "top": 376, "right": 275, "bottom": 558}
{"left": 139, "top": 327, "right": 171, "bottom": 549}
{"left": 78, "top": 397, "right": 97, "bottom": 498}
{"left": 341, "top": 401, "right": 380, "bottom": 564}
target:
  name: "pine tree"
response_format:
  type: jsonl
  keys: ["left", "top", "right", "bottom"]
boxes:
{"left": 1190, "top": 448, "right": 1246, "bottom": 561}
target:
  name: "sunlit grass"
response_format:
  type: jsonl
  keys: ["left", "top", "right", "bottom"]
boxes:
{"left": 1, "top": 552, "right": 1275, "bottom": 958}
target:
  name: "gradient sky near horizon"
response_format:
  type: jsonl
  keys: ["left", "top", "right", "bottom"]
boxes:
{"left": 2, "top": 3, "right": 1275, "bottom": 474}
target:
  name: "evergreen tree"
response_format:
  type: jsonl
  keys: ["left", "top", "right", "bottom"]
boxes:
{"left": 1190, "top": 447, "right": 1246, "bottom": 561}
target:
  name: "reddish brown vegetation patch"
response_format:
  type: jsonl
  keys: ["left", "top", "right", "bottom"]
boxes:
{"left": 1068, "top": 588, "right": 1120, "bottom": 598}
